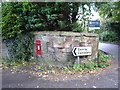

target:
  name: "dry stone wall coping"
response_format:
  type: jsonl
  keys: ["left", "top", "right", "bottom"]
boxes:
{"left": 33, "top": 31, "right": 98, "bottom": 37}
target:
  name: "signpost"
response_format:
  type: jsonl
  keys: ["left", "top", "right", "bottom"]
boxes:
{"left": 72, "top": 47, "right": 92, "bottom": 64}
{"left": 88, "top": 20, "right": 100, "bottom": 29}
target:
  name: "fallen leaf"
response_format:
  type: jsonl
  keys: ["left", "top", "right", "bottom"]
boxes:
{"left": 84, "top": 83, "right": 87, "bottom": 85}
{"left": 36, "top": 86, "right": 39, "bottom": 88}
{"left": 93, "top": 86, "right": 97, "bottom": 88}
{"left": 38, "top": 74, "right": 42, "bottom": 77}
{"left": 42, "top": 75, "right": 48, "bottom": 78}
{"left": 21, "top": 84, "right": 23, "bottom": 86}
{"left": 97, "top": 78, "right": 100, "bottom": 80}
{"left": 11, "top": 72, "right": 15, "bottom": 74}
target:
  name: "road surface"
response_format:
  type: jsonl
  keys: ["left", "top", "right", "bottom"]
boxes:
{"left": 99, "top": 43, "right": 119, "bottom": 63}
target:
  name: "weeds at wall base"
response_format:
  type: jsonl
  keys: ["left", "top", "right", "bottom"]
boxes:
{"left": 2, "top": 51, "right": 112, "bottom": 75}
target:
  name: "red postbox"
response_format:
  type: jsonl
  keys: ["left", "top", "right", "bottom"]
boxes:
{"left": 35, "top": 40, "right": 42, "bottom": 55}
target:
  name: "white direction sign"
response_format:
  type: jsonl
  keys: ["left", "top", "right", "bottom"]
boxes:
{"left": 72, "top": 47, "right": 92, "bottom": 56}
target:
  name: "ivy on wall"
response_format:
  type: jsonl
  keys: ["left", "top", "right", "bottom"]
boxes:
{"left": 4, "top": 33, "right": 34, "bottom": 62}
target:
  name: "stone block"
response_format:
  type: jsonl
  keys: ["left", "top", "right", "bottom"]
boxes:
{"left": 60, "top": 31, "right": 81, "bottom": 36}
{"left": 41, "top": 36, "right": 49, "bottom": 42}
{"left": 80, "top": 42, "right": 86, "bottom": 46}
{"left": 65, "top": 36, "right": 73, "bottom": 42}
{"left": 54, "top": 47, "right": 63, "bottom": 53}
{"left": 46, "top": 42, "right": 53, "bottom": 47}
{"left": 53, "top": 43, "right": 64, "bottom": 48}
{"left": 61, "top": 48, "right": 72, "bottom": 53}
{"left": 55, "top": 52, "right": 67, "bottom": 62}
{"left": 54, "top": 52, "right": 76, "bottom": 64}
{"left": 64, "top": 42, "right": 72, "bottom": 48}
{"left": 53, "top": 36, "right": 65, "bottom": 45}
{"left": 49, "top": 36, "right": 57, "bottom": 42}
{"left": 47, "top": 47, "right": 55, "bottom": 53}
{"left": 71, "top": 42, "right": 80, "bottom": 48}
{"left": 74, "top": 37, "right": 82, "bottom": 42}
{"left": 81, "top": 33, "right": 98, "bottom": 37}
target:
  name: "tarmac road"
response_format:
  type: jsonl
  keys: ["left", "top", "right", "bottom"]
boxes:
{"left": 1, "top": 43, "right": 119, "bottom": 88}
{"left": 98, "top": 43, "right": 119, "bottom": 63}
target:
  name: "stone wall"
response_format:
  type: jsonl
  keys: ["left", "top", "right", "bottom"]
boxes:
{"left": 34, "top": 31, "right": 99, "bottom": 66}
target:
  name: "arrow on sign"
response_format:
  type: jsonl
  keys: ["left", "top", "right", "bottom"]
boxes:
{"left": 72, "top": 47, "right": 92, "bottom": 56}
{"left": 72, "top": 47, "right": 77, "bottom": 56}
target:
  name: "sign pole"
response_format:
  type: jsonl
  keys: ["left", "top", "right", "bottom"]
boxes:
{"left": 77, "top": 56, "right": 80, "bottom": 64}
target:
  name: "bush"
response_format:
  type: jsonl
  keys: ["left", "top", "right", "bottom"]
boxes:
{"left": 100, "top": 31, "right": 120, "bottom": 42}
{"left": 85, "top": 61, "right": 97, "bottom": 70}
{"left": 2, "top": 2, "right": 81, "bottom": 39}
{"left": 71, "top": 23, "right": 83, "bottom": 32}
{"left": 97, "top": 51, "right": 111, "bottom": 68}
{"left": 73, "top": 64, "right": 84, "bottom": 71}
{"left": 72, "top": 51, "right": 111, "bottom": 72}
{"left": 4, "top": 33, "right": 34, "bottom": 63}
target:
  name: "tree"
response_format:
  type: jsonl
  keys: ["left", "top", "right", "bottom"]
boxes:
{"left": 98, "top": 2, "right": 120, "bottom": 22}
{"left": 96, "top": 2, "right": 120, "bottom": 38}
{"left": 2, "top": 2, "right": 96, "bottom": 39}
{"left": 93, "top": 2, "right": 120, "bottom": 42}
{"left": 2, "top": 2, "right": 82, "bottom": 39}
